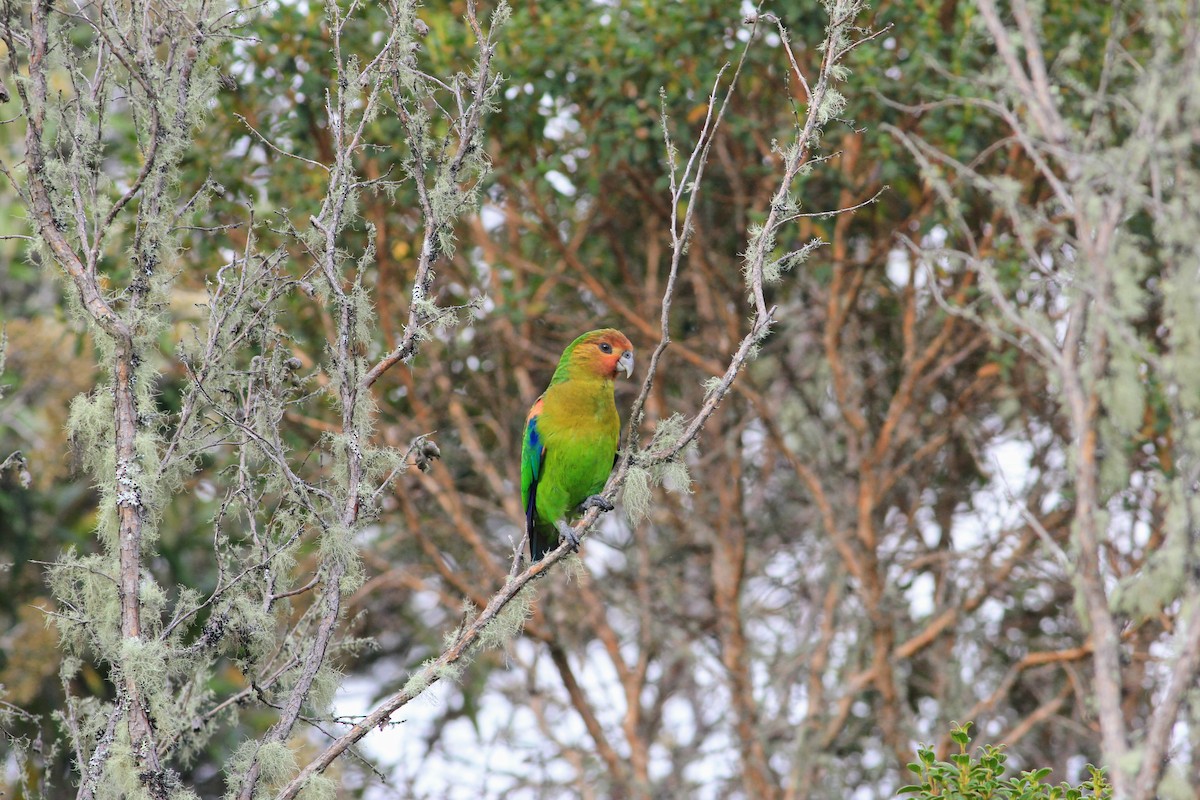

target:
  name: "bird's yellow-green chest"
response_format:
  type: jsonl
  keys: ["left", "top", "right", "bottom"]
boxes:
{"left": 538, "top": 379, "right": 619, "bottom": 496}
{"left": 541, "top": 379, "right": 619, "bottom": 441}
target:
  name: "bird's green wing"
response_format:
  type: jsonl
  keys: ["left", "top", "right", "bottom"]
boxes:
{"left": 520, "top": 396, "right": 547, "bottom": 556}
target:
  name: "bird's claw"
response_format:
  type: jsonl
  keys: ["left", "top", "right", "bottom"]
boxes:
{"left": 556, "top": 521, "right": 581, "bottom": 553}
{"left": 579, "top": 494, "right": 615, "bottom": 513}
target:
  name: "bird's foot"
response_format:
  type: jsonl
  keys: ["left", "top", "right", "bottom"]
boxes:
{"left": 556, "top": 521, "right": 581, "bottom": 553}
{"left": 578, "top": 494, "right": 615, "bottom": 514}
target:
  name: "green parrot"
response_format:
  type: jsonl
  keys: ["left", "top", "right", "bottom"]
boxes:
{"left": 521, "top": 329, "right": 635, "bottom": 561}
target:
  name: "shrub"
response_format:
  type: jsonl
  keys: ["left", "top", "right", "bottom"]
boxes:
{"left": 898, "top": 723, "right": 1111, "bottom": 799}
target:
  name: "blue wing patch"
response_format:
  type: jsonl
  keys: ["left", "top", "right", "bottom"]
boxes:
{"left": 527, "top": 418, "right": 543, "bottom": 482}
{"left": 523, "top": 412, "right": 546, "bottom": 539}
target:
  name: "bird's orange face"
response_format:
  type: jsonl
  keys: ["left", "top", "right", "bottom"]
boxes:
{"left": 572, "top": 329, "right": 635, "bottom": 380}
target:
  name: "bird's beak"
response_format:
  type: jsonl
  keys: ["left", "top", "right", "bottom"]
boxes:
{"left": 619, "top": 350, "right": 634, "bottom": 378}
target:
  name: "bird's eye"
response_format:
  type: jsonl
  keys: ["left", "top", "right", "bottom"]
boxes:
{"left": 599, "top": 342, "right": 613, "bottom": 354}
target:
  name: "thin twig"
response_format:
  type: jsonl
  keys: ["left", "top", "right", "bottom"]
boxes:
{"left": 234, "top": 113, "right": 330, "bottom": 171}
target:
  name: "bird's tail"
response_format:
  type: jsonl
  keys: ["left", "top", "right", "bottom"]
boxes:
{"left": 529, "top": 526, "right": 554, "bottom": 562}
{"left": 526, "top": 482, "right": 548, "bottom": 561}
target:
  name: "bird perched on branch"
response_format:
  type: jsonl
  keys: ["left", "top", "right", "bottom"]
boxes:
{"left": 521, "top": 329, "right": 634, "bottom": 561}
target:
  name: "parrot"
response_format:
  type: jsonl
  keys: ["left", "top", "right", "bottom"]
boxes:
{"left": 521, "top": 328, "right": 635, "bottom": 561}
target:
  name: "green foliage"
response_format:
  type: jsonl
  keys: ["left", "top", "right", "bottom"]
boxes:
{"left": 254, "top": 741, "right": 298, "bottom": 789}
{"left": 478, "top": 584, "right": 533, "bottom": 651}
{"left": 623, "top": 465, "right": 653, "bottom": 526}
{"left": 47, "top": 550, "right": 120, "bottom": 654}
{"left": 305, "top": 667, "right": 341, "bottom": 718}
{"left": 1113, "top": 520, "right": 1188, "bottom": 620}
{"left": 400, "top": 662, "right": 434, "bottom": 699}
{"left": 226, "top": 740, "right": 297, "bottom": 800}
{"left": 625, "top": 413, "right": 697, "bottom": 525}
{"left": 898, "top": 723, "right": 1111, "bottom": 800}
{"left": 432, "top": 657, "right": 465, "bottom": 685}
{"left": 66, "top": 391, "right": 116, "bottom": 498}
{"left": 296, "top": 774, "right": 336, "bottom": 800}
